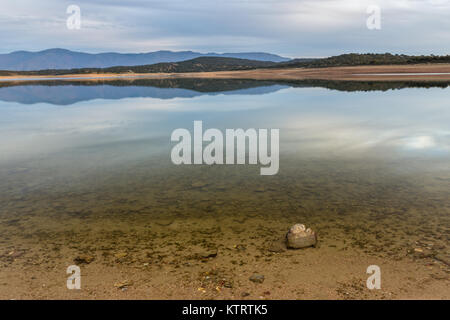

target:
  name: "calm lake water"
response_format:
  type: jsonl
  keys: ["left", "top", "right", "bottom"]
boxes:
{"left": 0, "top": 79, "right": 449, "bottom": 298}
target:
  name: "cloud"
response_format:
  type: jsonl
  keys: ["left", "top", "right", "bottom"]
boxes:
{"left": 0, "top": 0, "right": 449, "bottom": 56}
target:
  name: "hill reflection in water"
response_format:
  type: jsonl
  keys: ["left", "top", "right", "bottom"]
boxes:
{"left": 0, "top": 78, "right": 449, "bottom": 105}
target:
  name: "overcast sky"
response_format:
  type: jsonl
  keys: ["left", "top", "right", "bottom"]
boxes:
{"left": 1, "top": 0, "right": 449, "bottom": 58}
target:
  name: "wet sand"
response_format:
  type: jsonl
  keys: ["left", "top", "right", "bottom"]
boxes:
{"left": 2, "top": 64, "right": 450, "bottom": 83}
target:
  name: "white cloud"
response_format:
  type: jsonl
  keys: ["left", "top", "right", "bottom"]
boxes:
{"left": 0, "top": 0, "right": 449, "bottom": 56}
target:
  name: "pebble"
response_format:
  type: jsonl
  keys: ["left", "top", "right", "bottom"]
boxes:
{"left": 195, "top": 248, "right": 218, "bottom": 260}
{"left": 268, "top": 240, "right": 286, "bottom": 253}
{"left": 191, "top": 181, "right": 208, "bottom": 188}
{"left": 411, "top": 248, "right": 435, "bottom": 259}
{"left": 114, "top": 280, "right": 133, "bottom": 289}
{"left": 201, "top": 249, "right": 218, "bottom": 259}
{"left": 434, "top": 254, "right": 450, "bottom": 266}
{"left": 249, "top": 274, "right": 265, "bottom": 284}
{"left": 7, "top": 250, "right": 24, "bottom": 258}
{"left": 74, "top": 254, "right": 95, "bottom": 264}
{"left": 114, "top": 252, "right": 128, "bottom": 259}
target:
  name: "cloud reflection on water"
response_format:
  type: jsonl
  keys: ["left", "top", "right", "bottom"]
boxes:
{"left": 0, "top": 84, "right": 449, "bottom": 167}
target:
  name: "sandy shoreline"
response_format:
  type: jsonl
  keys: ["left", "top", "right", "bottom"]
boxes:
{"left": 2, "top": 64, "right": 450, "bottom": 83}
{"left": 0, "top": 158, "right": 449, "bottom": 300}
{"left": 1, "top": 209, "right": 449, "bottom": 300}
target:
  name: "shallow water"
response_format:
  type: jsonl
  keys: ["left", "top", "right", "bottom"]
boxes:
{"left": 0, "top": 80, "right": 449, "bottom": 299}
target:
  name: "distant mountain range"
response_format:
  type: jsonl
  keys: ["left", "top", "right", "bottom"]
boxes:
{"left": 2, "top": 50, "right": 449, "bottom": 75}
{"left": 0, "top": 57, "right": 281, "bottom": 76}
{"left": 0, "top": 48, "right": 290, "bottom": 71}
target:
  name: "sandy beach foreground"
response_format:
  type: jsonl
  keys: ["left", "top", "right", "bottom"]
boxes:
{"left": 0, "top": 159, "right": 449, "bottom": 300}
{"left": 2, "top": 64, "right": 450, "bottom": 83}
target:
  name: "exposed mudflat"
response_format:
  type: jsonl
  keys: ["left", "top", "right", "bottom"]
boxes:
{"left": 2, "top": 64, "right": 450, "bottom": 83}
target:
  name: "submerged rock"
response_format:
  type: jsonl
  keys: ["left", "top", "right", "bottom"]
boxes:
{"left": 114, "top": 252, "right": 128, "bottom": 259}
{"left": 74, "top": 254, "right": 95, "bottom": 264}
{"left": 286, "top": 224, "right": 317, "bottom": 249}
{"left": 198, "top": 248, "right": 218, "bottom": 259}
{"left": 434, "top": 254, "right": 450, "bottom": 266}
{"left": 114, "top": 280, "right": 133, "bottom": 289}
{"left": 191, "top": 181, "right": 208, "bottom": 189}
{"left": 7, "top": 250, "right": 24, "bottom": 258}
{"left": 249, "top": 274, "right": 265, "bottom": 284}
{"left": 190, "top": 246, "right": 218, "bottom": 261}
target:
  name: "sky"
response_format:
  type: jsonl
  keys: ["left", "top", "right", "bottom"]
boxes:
{"left": 1, "top": 0, "right": 450, "bottom": 58}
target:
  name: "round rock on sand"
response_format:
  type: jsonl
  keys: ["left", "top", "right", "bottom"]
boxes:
{"left": 286, "top": 224, "right": 317, "bottom": 249}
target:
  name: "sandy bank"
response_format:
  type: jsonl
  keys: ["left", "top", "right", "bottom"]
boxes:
{"left": 2, "top": 64, "right": 450, "bottom": 83}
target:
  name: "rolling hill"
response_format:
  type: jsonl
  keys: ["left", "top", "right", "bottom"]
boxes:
{"left": 0, "top": 48, "right": 290, "bottom": 71}
{"left": 1, "top": 53, "right": 450, "bottom": 77}
{"left": 0, "top": 57, "right": 278, "bottom": 76}
{"left": 279, "top": 53, "right": 450, "bottom": 68}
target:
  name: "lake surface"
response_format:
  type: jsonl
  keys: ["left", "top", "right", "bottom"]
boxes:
{"left": 0, "top": 79, "right": 449, "bottom": 299}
